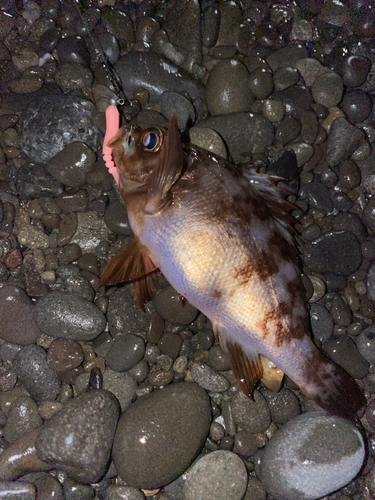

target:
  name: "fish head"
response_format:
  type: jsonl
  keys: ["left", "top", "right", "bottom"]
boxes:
{"left": 107, "top": 113, "right": 180, "bottom": 194}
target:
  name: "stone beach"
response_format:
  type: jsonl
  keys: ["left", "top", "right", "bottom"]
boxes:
{"left": 0, "top": 0, "right": 374, "bottom": 499}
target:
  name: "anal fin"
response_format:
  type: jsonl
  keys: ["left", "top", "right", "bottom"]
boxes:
{"left": 98, "top": 238, "right": 160, "bottom": 310}
{"left": 214, "top": 324, "right": 263, "bottom": 397}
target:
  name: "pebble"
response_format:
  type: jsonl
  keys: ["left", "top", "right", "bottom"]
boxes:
{"left": 46, "top": 339, "right": 84, "bottom": 372}
{"left": 18, "top": 95, "right": 102, "bottom": 164}
{"left": 148, "top": 369, "right": 174, "bottom": 387}
{"left": 302, "top": 231, "right": 362, "bottom": 276}
{"left": 342, "top": 55, "right": 371, "bottom": 87}
{"left": 14, "top": 345, "right": 61, "bottom": 402}
{"left": 208, "top": 345, "right": 230, "bottom": 371}
{"left": 266, "top": 44, "right": 308, "bottom": 73}
{"left": 160, "top": 91, "right": 196, "bottom": 132}
{"left": 206, "top": 60, "right": 253, "bottom": 116}
{"left": 127, "top": 360, "right": 149, "bottom": 382}
{"left": 112, "top": 382, "right": 211, "bottom": 489}
{"left": 340, "top": 89, "right": 372, "bottom": 123}
{"left": 115, "top": 51, "right": 206, "bottom": 121}
{"left": 356, "top": 325, "right": 375, "bottom": 364}
{"left": 330, "top": 293, "right": 352, "bottom": 326}
{"left": 18, "top": 225, "right": 49, "bottom": 250}
{"left": 153, "top": 286, "right": 198, "bottom": 325}
{"left": 102, "top": 369, "right": 137, "bottom": 411}
{"left": 105, "top": 485, "right": 145, "bottom": 500}
{"left": 310, "top": 303, "right": 334, "bottom": 342}
{"left": 232, "top": 390, "right": 271, "bottom": 433}
{"left": 273, "top": 66, "right": 299, "bottom": 92}
{"left": 104, "top": 200, "right": 132, "bottom": 235}
{"left": 106, "top": 335, "right": 145, "bottom": 372}
{"left": 243, "top": 476, "right": 267, "bottom": 500}
{"left": 71, "top": 211, "right": 110, "bottom": 253}
{"left": 55, "top": 62, "right": 93, "bottom": 92}
{"left": 311, "top": 71, "right": 343, "bottom": 108}
{"left": 234, "top": 430, "right": 259, "bottom": 457}
{"left": 182, "top": 451, "right": 247, "bottom": 500}
{"left": 255, "top": 412, "right": 365, "bottom": 499}
{"left": 248, "top": 68, "right": 273, "bottom": 99}
{"left": 3, "top": 396, "right": 42, "bottom": 444}
{"left": 36, "top": 390, "right": 120, "bottom": 484}
{"left": 199, "top": 113, "right": 274, "bottom": 163}
{"left": 0, "top": 285, "right": 42, "bottom": 345}
{"left": 294, "top": 58, "right": 329, "bottom": 87}
{"left": 33, "top": 476, "right": 64, "bottom": 500}
{"left": 107, "top": 287, "right": 148, "bottom": 338}
{"left": 261, "top": 388, "right": 301, "bottom": 425}
{"left": 188, "top": 127, "right": 227, "bottom": 158}
{"left": 34, "top": 291, "right": 106, "bottom": 341}
{"left": 0, "top": 481, "right": 36, "bottom": 499}
{"left": 326, "top": 117, "right": 364, "bottom": 166}
{"left": 322, "top": 335, "right": 369, "bottom": 379}
{"left": 157, "top": 332, "right": 182, "bottom": 359}
{"left": 190, "top": 362, "right": 230, "bottom": 392}
{"left": 299, "top": 180, "right": 333, "bottom": 212}
{"left": 47, "top": 142, "right": 96, "bottom": 188}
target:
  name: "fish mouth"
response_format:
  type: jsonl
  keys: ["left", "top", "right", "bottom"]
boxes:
{"left": 123, "top": 126, "right": 135, "bottom": 155}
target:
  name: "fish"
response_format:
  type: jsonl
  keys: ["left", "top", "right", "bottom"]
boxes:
{"left": 99, "top": 105, "right": 366, "bottom": 423}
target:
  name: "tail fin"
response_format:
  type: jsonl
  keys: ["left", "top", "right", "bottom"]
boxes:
{"left": 299, "top": 348, "right": 366, "bottom": 424}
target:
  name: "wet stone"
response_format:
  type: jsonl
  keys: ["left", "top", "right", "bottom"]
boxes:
{"left": 0, "top": 285, "right": 42, "bottom": 345}
{"left": 71, "top": 211, "right": 110, "bottom": 253}
{"left": 232, "top": 390, "right": 271, "bottom": 433}
{"left": 322, "top": 335, "right": 369, "bottom": 379}
{"left": 189, "top": 127, "right": 228, "bottom": 158}
{"left": 55, "top": 62, "right": 93, "bottom": 92}
{"left": 206, "top": 60, "right": 253, "bottom": 116}
{"left": 18, "top": 225, "right": 49, "bottom": 250}
{"left": 248, "top": 68, "right": 273, "bottom": 100}
{"left": 190, "top": 362, "right": 229, "bottom": 392}
{"left": 299, "top": 181, "right": 333, "bottom": 212}
{"left": 148, "top": 369, "right": 174, "bottom": 387}
{"left": 160, "top": 91, "right": 196, "bottom": 132}
{"left": 261, "top": 388, "right": 301, "bottom": 425}
{"left": 182, "top": 451, "right": 247, "bottom": 500}
{"left": 102, "top": 369, "right": 137, "bottom": 411}
{"left": 234, "top": 430, "right": 259, "bottom": 457}
{"left": 105, "top": 485, "right": 145, "bottom": 500}
{"left": 275, "top": 116, "right": 301, "bottom": 146}
{"left": 46, "top": 339, "right": 84, "bottom": 372}
{"left": 34, "top": 291, "right": 106, "bottom": 341}
{"left": 157, "top": 332, "right": 182, "bottom": 359}
{"left": 107, "top": 287, "right": 148, "bottom": 338}
{"left": 199, "top": 112, "right": 274, "bottom": 164}
{"left": 18, "top": 95, "right": 102, "bottom": 164}
{"left": 310, "top": 303, "right": 334, "bottom": 342}
{"left": 106, "top": 335, "right": 145, "bottom": 372}
{"left": 208, "top": 345, "right": 230, "bottom": 371}
{"left": 56, "top": 35, "right": 90, "bottom": 66}
{"left": 147, "top": 312, "right": 165, "bottom": 344}
{"left": 104, "top": 200, "right": 132, "bottom": 235}
{"left": 33, "top": 476, "right": 64, "bottom": 500}
{"left": 356, "top": 326, "right": 375, "bottom": 364}
{"left": 3, "top": 396, "right": 42, "bottom": 444}
{"left": 326, "top": 117, "right": 364, "bottom": 166}
{"left": 36, "top": 390, "right": 120, "bottom": 484}
{"left": 312, "top": 71, "right": 343, "bottom": 108}
{"left": 342, "top": 55, "right": 371, "bottom": 87}
{"left": 330, "top": 293, "right": 353, "bottom": 327}
{"left": 153, "top": 286, "right": 198, "bottom": 325}
{"left": 302, "top": 231, "right": 362, "bottom": 276}
{"left": 256, "top": 412, "right": 365, "bottom": 500}
{"left": 112, "top": 382, "right": 211, "bottom": 489}
{"left": 273, "top": 67, "right": 299, "bottom": 92}
{"left": 48, "top": 142, "right": 96, "bottom": 189}
{"left": 13, "top": 345, "right": 61, "bottom": 403}
{"left": 340, "top": 89, "right": 372, "bottom": 123}
{"left": 0, "top": 481, "right": 36, "bottom": 499}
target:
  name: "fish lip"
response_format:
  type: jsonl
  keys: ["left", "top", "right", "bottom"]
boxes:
{"left": 123, "top": 125, "right": 135, "bottom": 155}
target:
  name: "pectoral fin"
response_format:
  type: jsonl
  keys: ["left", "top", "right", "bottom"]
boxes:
{"left": 98, "top": 238, "right": 159, "bottom": 310}
{"left": 145, "top": 112, "right": 184, "bottom": 214}
{"left": 214, "top": 324, "right": 263, "bottom": 397}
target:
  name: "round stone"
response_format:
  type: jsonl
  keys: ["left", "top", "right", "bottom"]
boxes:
{"left": 256, "top": 412, "right": 365, "bottom": 500}
{"left": 153, "top": 286, "right": 198, "bottom": 325}
{"left": 312, "top": 71, "right": 343, "bottom": 108}
{"left": 104, "top": 200, "right": 132, "bottom": 235}
{"left": 47, "top": 142, "right": 96, "bottom": 188}
{"left": 106, "top": 335, "right": 145, "bottom": 372}
{"left": 182, "top": 450, "right": 247, "bottom": 500}
{"left": 232, "top": 390, "right": 271, "bottom": 433}
{"left": 112, "top": 382, "right": 211, "bottom": 489}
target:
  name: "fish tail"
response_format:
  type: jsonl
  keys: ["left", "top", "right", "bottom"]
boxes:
{"left": 298, "top": 347, "right": 366, "bottom": 423}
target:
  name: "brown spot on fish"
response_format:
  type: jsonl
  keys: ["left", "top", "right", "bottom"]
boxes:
{"left": 256, "top": 301, "right": 305, "bottom": 347}
{"left": 233, "top": 255, "right": 254, "bottom": 286}
{"left": 212, "top": 289, "right": 222, "bottom": 299}
{"left": 269, "top": 230, "right": 297, "bottom": 265}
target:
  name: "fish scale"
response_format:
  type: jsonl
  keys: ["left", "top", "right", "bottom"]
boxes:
{"left": 99, "top": 106, "right": 366, "bottom": 424}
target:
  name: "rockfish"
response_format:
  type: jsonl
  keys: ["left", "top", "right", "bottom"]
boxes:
{"left": 100, "top": 105, "right": 366, "bottom": 422}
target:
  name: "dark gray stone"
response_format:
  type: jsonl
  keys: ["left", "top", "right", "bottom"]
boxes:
{"left": 36, "top": 390, "right": 120, "bottom": 484}
{"left": 326, "top": 117, "right": 364, "bottom": 166}
{"left": 18, "top": 95, "right": 102, "bottom": 163}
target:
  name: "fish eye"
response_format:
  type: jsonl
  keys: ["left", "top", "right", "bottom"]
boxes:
{"left": 142, "top": 130, "right": 162, "bottom": 152}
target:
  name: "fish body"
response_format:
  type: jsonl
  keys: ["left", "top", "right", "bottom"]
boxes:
{"left": 100, "top": 109, "right": 366, "bottom": 422}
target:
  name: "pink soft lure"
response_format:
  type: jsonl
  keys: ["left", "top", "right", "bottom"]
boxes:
{"left": 103, "top": 105, "right": 120, "bottom": 185}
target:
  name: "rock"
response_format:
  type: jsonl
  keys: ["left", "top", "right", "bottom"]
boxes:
{"left": 107, "top": 287, "right": 149, "bottom": 338}
{"left": 18, "top": 95, "right": 102, "bottom": 164}
{"left": 0, "top": 285, "right": 42, "bottom": 345}
{"left": 71, "top": 211, "right": 110, "bottom": 253}
{"left": 256, "top": 412, "right": 365, "bottom": 499}
{"left": 34, "top": 292, "right": 106, "bottom": 341}
{"left": 36, "top": 390, "right": 120, "bottom": 484}
{"left": 0, "top": 481, "right": 36, "bottom": 499}
{"left": 190, "top": 363, "right": 230, "bottom": 392}
{"left": 302, "top": 231, "right": 362, "bottom": 276}
{"left": 182, "top": 451, "right": 247, "bottom": 500}
{"left": 198, "top": 113, "right": 274, "bottom": 163}
{"left": 3, "top": 396, "right": 42, "bottom": 444}
{"left": 112, "top": 382, "right": 210, "bottom": 489}
{"left": 232, "top": 390, "right": 271, "bottom": 433}
{"left": 356, "top": 325, "right": 375, "bottom": 364}
{"left": 14, "top": 345, "right": 61, "bottom": 403}
{"left": 326, "top": 117, "right": 364, "bottom": 166}
{"left": 115, "top": 51, "right": 207, "bottom": 121}
{"left": 47, "top": 142, "right": 96, "bottom": 188}
{"left": 153, "top": 285, "right": 198, "bottom": 325}
{"left": 106, "top": 335, "right": 145, "bottom": 372}
{"left": 322, "top": 335, "right": 369, "bottom": 379}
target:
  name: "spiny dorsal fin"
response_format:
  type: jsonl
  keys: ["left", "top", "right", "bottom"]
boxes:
{"left": 98, "top": 238, "right": 160, "bottom": 310}
{"left": 145, "top": 112, "right": 184, "bottom": 214}
{"left": 214, "top": 323, "right": 263, "bottom": 397}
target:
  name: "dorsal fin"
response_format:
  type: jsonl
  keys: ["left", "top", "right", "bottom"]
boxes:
{"left": 145, "top": 112, "right": 184, "bottom": 214}
{"left": 98, "top": 238, "right": 160, "bottom": 310}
